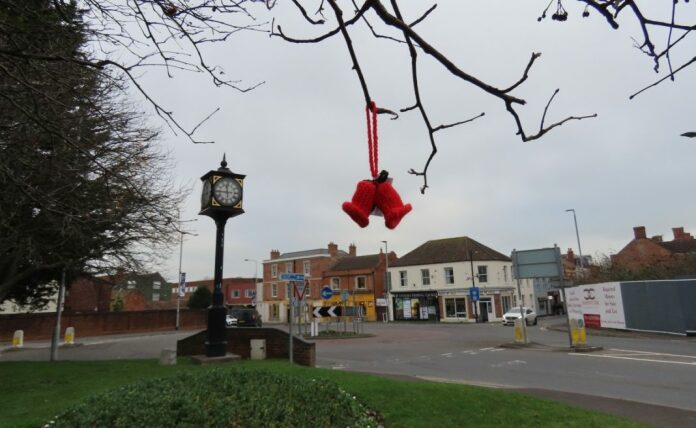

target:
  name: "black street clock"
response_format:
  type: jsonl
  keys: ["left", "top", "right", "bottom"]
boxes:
{"left": 199, "top": 155, "right": 245, "bottom": 220}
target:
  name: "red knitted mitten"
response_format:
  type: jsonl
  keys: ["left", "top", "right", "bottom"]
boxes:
{"left": 375, "top": 179, "right": 412, "bottom": 229}
{"left": 342, "top": 180, "right": 376, "bottom": 228}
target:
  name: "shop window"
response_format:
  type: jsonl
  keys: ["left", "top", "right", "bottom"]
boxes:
{"left": 444, "top": 267, "right": 454, "bottom": 285}
{"left": 421, "top": 269, "right": 430, "bottom": 286}
{"left": 331, "top": 277, "right": 340, "bottom": 290}
{"left": 399, "top": 271, "right": 408, "bottom": 287}
{"left": 271, "top": 283, "right": 278, "bottom": 298}
{"left": 270, "top": 304, "right": 279, "bottom": 320}
{"left": 445, "top": 298, "right": 467, "bottom": 318}
{"left": 502, "top": 295, "right": 512, "bottom": 313}
{"left": 477, "top": 265, "right": 488, "bottom": 283}
{"left": 356, "top": 276, "right": 366, "bottom": 290}
{"left": 271, "top": 264, "right": 278, "bottom": 278}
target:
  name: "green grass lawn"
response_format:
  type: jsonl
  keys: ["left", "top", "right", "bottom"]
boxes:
{"left": 0, "top": 359, "right": 644, "bottom": 428}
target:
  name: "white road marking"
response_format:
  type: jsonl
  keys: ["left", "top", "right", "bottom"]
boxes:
{"left": 571, "top": 353, "right": 696, "bottom": 366}
{"left": 441, "top": 353, "right": 453, "bottom": 358}
{"left": 332, "top": 364, "right": 345, "bottom": 370}
{"left": 479, "top": 347, "right": 494, "bottom": 351}
{"left": 490, "top": 348, "right": 504, "bottom": 352}
{"left": 491, "top": 360, "right": 527, "bottom": 368}
{"left": 608, "top": 348, "right": 696, "bottom": 359}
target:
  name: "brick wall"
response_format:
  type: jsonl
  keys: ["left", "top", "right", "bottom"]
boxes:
{"left": 0, "top": 309, "right": 207, "bottom": 341}
{"left": 176, "top": 328, "right": 316, "bottom": 367}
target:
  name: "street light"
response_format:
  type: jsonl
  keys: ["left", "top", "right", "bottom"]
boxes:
{"left": 381, "top": 240, "right": 389, "bottom": 322}
{"left": 565, "top": 209, "right": 585, "bottom": 276}
{"left": 177, "top": 220, "right": 198, "bottom": 330}
{"left": 244, "top": 258, "right": 259, "bottom": 306}
{"left": 468, "top": 249, "right": 479, "bottom": 323}
{"left": 199, "top": 155, "right": 245, "bottom": 357}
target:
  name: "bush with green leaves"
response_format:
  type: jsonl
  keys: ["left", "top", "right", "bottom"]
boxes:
{"left": 187, "top": 285, "right": 212, "bottom": 309}
{"left": 48, "top": 368, "right": 381, "bottom": 427}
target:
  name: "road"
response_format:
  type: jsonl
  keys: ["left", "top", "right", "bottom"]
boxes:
{"left": 3, "top": 317, "right": 696, "bottom": 426}
{"left": 314, "top": 319, "right": 696, "bottom": 412}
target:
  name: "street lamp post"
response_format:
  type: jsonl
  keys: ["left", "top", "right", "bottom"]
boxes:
{"left": 177, "top": 223, "right": 197, "bottom": 330}
{"left": 199, "top": 156, "right": 245, "bottom": 357}
{"left": 565, "top": 209, "right": 585, "bottom": 276}
{"left": 469, "top": 249, "right": 479, "bottom": 323}
{"left": 381, "top": 240, "right": 389, "bottom": 322}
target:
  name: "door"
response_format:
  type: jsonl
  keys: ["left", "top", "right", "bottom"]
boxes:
{"left": 479, "top": 299, "right": 491, "bottom": 322}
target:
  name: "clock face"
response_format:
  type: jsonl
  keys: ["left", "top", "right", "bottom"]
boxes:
{"left": 201, "top": 180, "right": 211, "bottom": 208}
{"left": 213, "top": 177, "right": 242, "bottom": 206}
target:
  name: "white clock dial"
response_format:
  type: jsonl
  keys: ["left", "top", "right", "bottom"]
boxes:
{"left": 201, "top": 180, "right": 211, "bottom": 208}
{"left": 213, "top": 177, "right": 242, "bottom": 206}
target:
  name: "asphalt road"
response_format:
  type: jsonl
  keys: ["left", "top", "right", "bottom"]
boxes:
{"left": 3, "top": 317, "right": 696, "bottom": 426}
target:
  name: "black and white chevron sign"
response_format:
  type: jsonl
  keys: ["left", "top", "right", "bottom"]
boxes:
{"left": 312, "top": 306, "right": 342, "bottom": 318}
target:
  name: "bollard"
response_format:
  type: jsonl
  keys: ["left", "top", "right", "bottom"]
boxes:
{"left": 12, "top": 330, "right": 24, "bottom": 348}
{"left": 513, "top": 318, "right": 526, "bottom": 344}
{"left": 570, "top": 319, "right": 587, "bottom": 346}
{"left": 64, "top": 327, "right": 75, "bottom": 345}
{"left": 159, "top": 349, "right": 177, "bottom": 365}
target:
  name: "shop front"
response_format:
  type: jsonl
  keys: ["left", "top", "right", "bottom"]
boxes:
{"left": 391, "top": 291, "right": 439, "bottom": 321}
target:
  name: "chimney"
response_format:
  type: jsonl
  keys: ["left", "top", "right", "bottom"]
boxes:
{"left": 566, "top": 248, "right": 575, "bottom": 263}
{"left": 651, "top": 235, "right": 663, "bottom": 243}
{"left": 270, "top": 249, "right": 280, "bottom": 260}
{"left": 349, "top": 243, "right": 357, "bottom": 257}
{"left": 328, "top": 242, "right": 338, "bottom": 257}
{"left": 673, "top": 227, "right": 685, "bottom": 241}
{"left": 633, "top": 226, "right": 647, "bottom": 240}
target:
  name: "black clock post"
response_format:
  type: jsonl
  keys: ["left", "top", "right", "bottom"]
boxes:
{"left": 199, "top": 155, "right": 245, "bottom": 357}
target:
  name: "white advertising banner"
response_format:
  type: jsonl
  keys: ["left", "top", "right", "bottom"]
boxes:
{"left": 565, "top": 282, "right": 626, "bottom": 329}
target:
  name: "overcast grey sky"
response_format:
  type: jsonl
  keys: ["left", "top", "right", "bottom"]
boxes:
{"left": 132, "top": 1, "right": 696, "bottom": 282}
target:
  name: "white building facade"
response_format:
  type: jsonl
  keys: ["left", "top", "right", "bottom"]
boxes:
{"left": 388, "top": 236, "right": 532, "bottom": 323}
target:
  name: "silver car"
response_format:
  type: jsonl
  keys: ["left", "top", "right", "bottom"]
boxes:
{"left": 502, "top": 307, "right": 537, "bottom": 326}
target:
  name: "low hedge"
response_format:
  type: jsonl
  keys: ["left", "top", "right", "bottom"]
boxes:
{"left": 47, "top": 368, "right": 381, "bottom": 427}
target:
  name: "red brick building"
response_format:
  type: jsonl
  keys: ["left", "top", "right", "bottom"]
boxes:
{"left": 611, "top": 226, "right": 696, "bottom": 271}
{"left": 322, "top": 250, "right": 396, "bottom": 321}
{"left": 261, "top": 242, "right": 349, "bottom": 323}
{"left": 179, "top": 277, "right": 258, "bottom": 307}
{"left": 63, "top": 274, "right": 113, "bottom": 313}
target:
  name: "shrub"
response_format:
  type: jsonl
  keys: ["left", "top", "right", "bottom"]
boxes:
{"left": 48, "top": 368, "right": 381, "bottom": 427}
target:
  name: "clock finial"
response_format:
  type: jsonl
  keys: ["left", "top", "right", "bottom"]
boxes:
{"left": 220, "top": 154, "right": 227, "bottom": 169}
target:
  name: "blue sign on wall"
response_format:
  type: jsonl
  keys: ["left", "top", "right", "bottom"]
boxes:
{"left": 469, "top": 287, "right": 480, "bottom": 302}
{"left": 321, "top": 287, "right": 333, "bottom": 300}
{"left": 280, "top": 273, "right": 305, "bottom": 281}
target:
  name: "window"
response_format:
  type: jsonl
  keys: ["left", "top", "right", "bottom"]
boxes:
{"left": 153, "top": 281, "right": 161, "bottom": 290}
{"left": 356, "top": 276, "right": 366, "bottom": 290}
{"left": 331, "top": 277, "right": 340, "bottom": 290}
{"left": 286, "top": 283, "right": 292, "bottom": 298}
{"left": 503, "top": 266, "right": 508, "bottom": 282}
{"left": 444, "top": 267, "right": 454, "bottom": 285}
{"left": 245, "top": 289, "right": 255, "bottom": 298}
{"left": 271, "top": 264, "right": 278, "bottom": 278}
{"left": 271, "top": 283, "right": 278, "bottom": 298}
{"left": 421, "top": 269, "right": 430, "bottom": 286}
{"left": 285, "top": 262, "right": 293, "bottom": 273}
{"left": 502, "top": 295, "right": 512, "bottom": 313}
{"left": 152, "top": 293, "right": 160, "bottom": 302}
{"left": 232, "top": 290, "right": 240, "bottom": 299}
{"left": 399, "top": 271, "right": 408, "bottom": 287}
{"left": 127, "top": 280, "right": 135, "bottom": 289}
{"left": 477, "top": 265, "right": 488, "bottom": 283}
{"left": 303, "top": 261, "right": 311, "bottom": 275}
{"left": 445, "top": 298, "right": 467, "bottom": 318}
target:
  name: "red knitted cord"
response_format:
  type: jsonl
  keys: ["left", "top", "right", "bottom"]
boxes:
{"left": 366, "top": 101, "right": 378, "bottom": 178}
